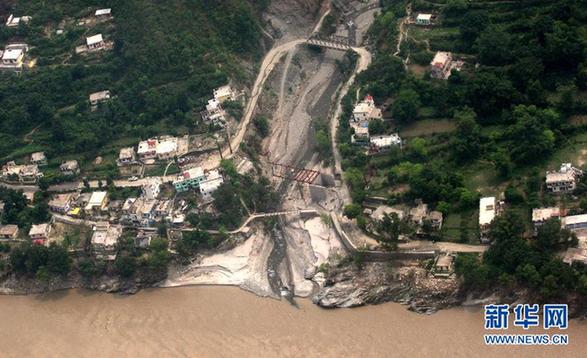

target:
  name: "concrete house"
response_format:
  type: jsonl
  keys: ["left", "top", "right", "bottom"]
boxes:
{"left": 118, "top": 147, "right": 137, "bottom": 166}
{"left": 30, "top": 152, "right": 47, "bottom": 166}
{"left": 95, "top": 8, "right": 112, "bottom": 18}
{"left": 352, "top": 95, "right": 382, "bottom": 122}
{"left": 89, "top": 90, "right": 111, "bottom": 107}
{"left": 370, "top": 134, "right": 402, "bottom": 152}
{"left": 154, "top": 199, "right": 172, "bottom": 218}
{"left": 0, "top": 225, "right": 19, "bottom": 240}
{"left": 29, "top": 223, "right": 52, "bottom": 245}
{"left": 545, "top": 163, "right": 583, "bottom": 193}
{"left": 5, "top": 14, "right": 31, "bottom": 27}
{"left": 430, "top": 51, "right": 453, "bottom": 79}
{"left": 59, "top": 160, "right": 80, "bottom": 176}
{"left": 433, "top": 253, "right": 455, "bottom": 278}
{"left": 86, "top": 34, "right": 105, "bottom": 50}
{"left": 19, "top": 164, "right": 43, "bottom": 184}
{"left": 142, "top": 178, "right": 162, "bottom": 200}
{"left": 48, "top": 193, "right": 78, "bottom": 214}
{"left": 416, "top": 13, "right": 432, "bottom": 26}
{"left": 137, "top": 139, "right": 158, "bottom": 161}
{"left": 1, "top": 44, "right": 29, "bottom": 69}
{"left": 120, "top": 197, "right": 157, "bottom": 227}
{"left": 174, "top": 167, "right": 206, "bottom": 192}
{"left": 91, "top": 222, "right": 122, "bottom": 260}
{"left": 213, "top": 85, "right": 235, "bottom": 104}
{"left": 85, "top": 191, "right": 109, "bottom": 213}
{"left": 532, "top": 207, "right": 563, "bottom": 233}
{"left": 479, "top": 196, "right": 501, "bottom": 243}
{"left": 156, "top": 137, "right": 178, "bottom": 160}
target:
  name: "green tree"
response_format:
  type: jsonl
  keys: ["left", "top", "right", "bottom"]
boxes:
{"left": 254, "top": 116, "right": 269, "bottom": 137}
{"left": 452, "top": 107, "right": 482, "bottom": 163}
{"left": 392, "top": 89, "right": 420, "bottom": 123}
{"left": 375, "top": 213, "right": 401, "bottom": 251}
{"left": 115, "top": 255, "right": 137, "bottom": 278}
{"left": 343, "top": 203, "right": 362, "bottom": 219}
{"left": 535, "top": 218, "right": 577, "bottom": 253}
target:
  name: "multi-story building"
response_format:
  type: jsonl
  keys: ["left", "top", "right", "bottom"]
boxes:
{"left": 561, "top": 214, "right": 587, "bottom": 231}
{"left": 48, "top": 193, "right": 78, "bottom": 214}
{"left": 29, "top": 223, "right": 52, "bottom": 245}
{"left": 545, "top": 163, "right": 583, "bottom": 193}
{"left": 173, "top": 167, "right": 206, "bottom": 193}
{"left": 118, "top": 147, "right": 137, "bottom": 166}
{"left": 86, "top": 34, "right": 105, "bottom": 50}
{"left": 91, "top": 222, "right": 122, "bottom": 260}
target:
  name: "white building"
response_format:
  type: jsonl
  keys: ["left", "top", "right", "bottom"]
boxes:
{"left": 370, "top": 134, "right": 402, "bottom": 151}
{"left": 479, "top": 196, "right": 501, "bottom": 243}
{"left": 430, "top": 51, "right": 453, "bottom": 79}
{"left": 86, "top": 34, "right": 105, "bottom": 50}
{"left": 137, "top": 138, "right": 158, "bottom": 161}
{"left": 199, "top": 170, "right": 224, "bottom": 200}
{"left": 1, "top": 44, "right": 28, "bottom": 68}
{"left": 545, "top": 163, "right": 583, "bottom": 193}
{"left": 95, "top": 8, "right": 112, "bottom": 18}
{"left": 156, "top": 137, "right": 178, "bottom": 160}
{"left": 85, "top": 191, "right": 109, "bottom": 213}
{"left": 416, "top": 14, "right": 432, "bottom": 25}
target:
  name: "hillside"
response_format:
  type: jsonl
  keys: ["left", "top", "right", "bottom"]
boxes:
{"left": 338, "top": 0, "right": 587, "bottom": 303}
{"left": 0, "top": 0, "right": 267, "bottom": 172}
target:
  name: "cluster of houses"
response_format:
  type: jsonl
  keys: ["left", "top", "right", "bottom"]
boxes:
{"left": 5, "top": 14, "right": 31, "bottom": 27}
{"left": 477, "top": 163, "right": 587, "bottom": 264}
{"left": 0, "top": 152, "right": 80, "bottom": 184}
{"left": 350, "top": 95, "right": 402, "bottom": 153}
{"left": 366, "top": 201, "right": 443, "bottom": 236}
{"left": 118, "top": 135, "right": 189, "bottom": 167}
{"left": 200, "top": 85, "right": 237, "bottom": 127}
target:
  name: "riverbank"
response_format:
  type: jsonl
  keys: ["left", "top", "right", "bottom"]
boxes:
{"left": 0, "top": 286, "right": 585, "bottom": 357}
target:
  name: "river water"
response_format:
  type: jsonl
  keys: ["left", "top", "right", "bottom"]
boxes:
{"left": 0, "top": 287, "right": 585, "bottom": 357}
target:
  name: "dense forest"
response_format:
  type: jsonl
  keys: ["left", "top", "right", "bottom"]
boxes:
{"left": 337, "top": 0, "right": 587, "bottom": 300}
{"left": 0, "top": 0, "right": 267, "bottom": 166}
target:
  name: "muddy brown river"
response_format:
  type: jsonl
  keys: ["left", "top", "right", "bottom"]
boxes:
{"left": 0, "top": 287, "right": 585, "bottom": 357}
